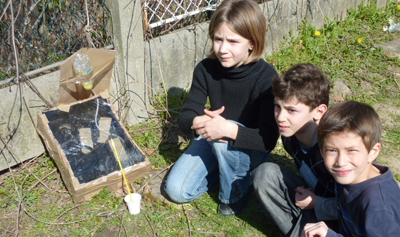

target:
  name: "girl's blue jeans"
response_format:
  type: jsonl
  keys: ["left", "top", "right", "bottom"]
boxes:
{"left": 164, "top": 121, "right": 270, "bottom": 204}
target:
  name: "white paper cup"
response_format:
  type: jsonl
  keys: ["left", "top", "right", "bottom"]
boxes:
{"left": 124, "top": 193, "right": 141, "bottom": 215}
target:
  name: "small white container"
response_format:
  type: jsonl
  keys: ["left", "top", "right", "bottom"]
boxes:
{"left": 124, "top": 193, "right": 141, "bottom": 215}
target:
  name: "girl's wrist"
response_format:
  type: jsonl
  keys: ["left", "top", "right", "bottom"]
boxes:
{"left": 226, "top": 122, "right": 238, "bottom": 140}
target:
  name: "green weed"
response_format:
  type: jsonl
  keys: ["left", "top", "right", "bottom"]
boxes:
{"left": 130, "top": 91, "right": 191, "bottom": 167}
{"left": 267, "top": 1, "right": 400, "bottom": 106}
{"left": 393, "top": 173, "right": 400, "bottom": 182}
{"left": 383, "top": 127, "right": 400, "bottom": 145}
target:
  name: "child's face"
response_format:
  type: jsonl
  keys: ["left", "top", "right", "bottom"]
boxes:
{"left": 213, "top": 23, "right": 253, "bottom": 68}
{"left": 321, "top": 131, "right": 380, "bottom": 185}
{"left": 274, "top": 96, "right": 318, "bottom": 138}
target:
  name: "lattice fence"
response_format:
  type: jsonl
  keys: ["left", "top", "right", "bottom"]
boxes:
{"left": 1, "top": 0, "right": 268, "bottom": 81}
{"left": 144, "top": 0, "right": 222, "bottom": 29}
{"left": 0, "top": 0, "right": 112, "bottom": 81}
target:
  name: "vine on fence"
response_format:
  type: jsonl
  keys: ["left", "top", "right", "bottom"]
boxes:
{"left": 0, "top": 0, "right": 111, "bottom": 81}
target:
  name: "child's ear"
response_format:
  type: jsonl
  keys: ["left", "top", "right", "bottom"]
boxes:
{"left": 313, "top": 104, "right": 327, "bottom": 122}
{"left": 368, "top": 143, "right": 381, "bottom": 163}
{"left": 249, "top": 40, "right": 254, "bottom": 51}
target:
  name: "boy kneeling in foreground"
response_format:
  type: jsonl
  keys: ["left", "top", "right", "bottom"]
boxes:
{"left": 302, "top": 100, "right": 400, "bottom": 237}
{"left": 253, "top": 64, "right": 337, "bottom": 237}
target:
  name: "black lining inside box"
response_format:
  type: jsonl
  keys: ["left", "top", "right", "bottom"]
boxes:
{"left": 44, "top": 97, "right": 144, "bottom": 184}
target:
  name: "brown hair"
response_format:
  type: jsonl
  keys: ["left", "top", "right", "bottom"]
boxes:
{"left": 207, "top": 0, "right": 266, "bottom": 63}
{"left": 272, "top": 63, "right": 330, "bottom": 110}
{"left": 317, "top": 100, "right": 382, "bottom": 152}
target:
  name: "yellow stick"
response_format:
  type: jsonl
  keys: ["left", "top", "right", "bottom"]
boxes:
{"left": 110, "top": 138, "right": 133, "bottom": 203}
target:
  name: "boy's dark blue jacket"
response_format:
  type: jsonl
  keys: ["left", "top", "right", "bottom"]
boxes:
{"left": 326, "top": 164, "right": 400, "bottom": 237}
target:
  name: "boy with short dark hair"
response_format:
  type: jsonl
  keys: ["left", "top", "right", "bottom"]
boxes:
{"left": 253, "top": 64, "right": 337, "bottom": 236}
{"left": 302, "top": 100, "right": 400, "bottom": 237}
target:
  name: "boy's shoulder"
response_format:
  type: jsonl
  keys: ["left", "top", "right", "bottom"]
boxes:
{"left": 282, "top": 135, "right": 319, "bottom": 155}
{"left": 366, "top": 165, "right": 400, "bottom": 195}
{"left": 282, "top": 135, "right": 335, "bottom": 197}
{"left": 340, "top": 165, "right": 400, "bottom": 204}
{"left": 281, "top": 135, "right": 322, "bottom": 167}
{"left": 336, "top": 165, "right": 400, "bottom": 237}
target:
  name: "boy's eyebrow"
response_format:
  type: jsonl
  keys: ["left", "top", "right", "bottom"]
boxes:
{"left": 282, "top": 104, "right": 297, "bottom": 108}
{"left": 281, "top": 104, "right": 300, "bottom": 110}
{"left": 344, "top": 145, "right": 362, "bottom": 149}
{"left": 323, "top": 144, "right": 362, "bottom": 150}
{"left": 274, "top": 100, "right": 299, "bottom": 110}
{"left": 322, "top": 144, "right": 336, "bottom": 149}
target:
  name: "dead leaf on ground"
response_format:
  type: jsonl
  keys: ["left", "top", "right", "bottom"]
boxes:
{"left": 145, "top": 148, "right": 155, "bottom": 155}
{"left": 295, "top": 40, "right": 303, "bottom": 50}
{"left": 332, "top": 95, "right": 345, "bottom": 102}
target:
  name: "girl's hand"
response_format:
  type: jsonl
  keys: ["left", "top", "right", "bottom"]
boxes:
{"left": 295, "top": 186, "right": 317, "bottom": 210}
{"left": 191, "top": 107, "right": 238, "bottom": 141}
{"left": 301, "top": 222, "right": 328, "bottom": 237}
{"left": 192, "top": 106, "right": 225, "bottom": 126}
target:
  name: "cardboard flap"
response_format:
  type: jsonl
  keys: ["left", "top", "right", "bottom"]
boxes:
{"left": 58, "top": 48, "right": 116, "bottom": 105}
{"left": 55, "top": 89, "right": 110, "bottom": 110}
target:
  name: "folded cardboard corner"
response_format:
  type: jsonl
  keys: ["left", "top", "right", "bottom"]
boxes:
{"left": 58, "top": 48, "right": 116, "bottom": 105}
{"left": 37, "top": 49, "right": 150, "bottom": 203}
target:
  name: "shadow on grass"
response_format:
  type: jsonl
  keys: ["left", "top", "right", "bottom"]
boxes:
{"left": 201, "top": 153, "right": 295, "bottom": 236}
{"left": 156, "top": 88, "right": 297, "bottom": 236}
{"left": 240, "top": 153, "right": 296, "bottom": 236}
{"left": 157, "top": 87, "right": 189, "bottom": 165}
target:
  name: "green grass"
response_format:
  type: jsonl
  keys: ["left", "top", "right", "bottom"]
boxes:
{"left": 1, "top": 1, "right": 400, "bottom": 236}
{"left": 268, "top": 1, "right": 400, "bottom": 107}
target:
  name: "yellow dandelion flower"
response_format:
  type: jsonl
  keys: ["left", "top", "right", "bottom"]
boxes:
{"left": 315, "top": 30, "right": 321, "bottom": 36}
{"left": 151, "top": 165, "right": 155, "bottom": 170}
{"left": 357, "top": 38, "right": 363, "bottom": 43}
{"left": 397, "top": 4, "right": 400, "bottom": 9}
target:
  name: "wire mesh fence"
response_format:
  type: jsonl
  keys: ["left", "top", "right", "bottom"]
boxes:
{"left": 1, "top": 0, "right": 269, "bottom": 81}
{"left": 144, "top": 0, "right": 221, "bottom": 29}
{"left": 0, "top": 0, "right": 112, "bottom": 81}
{"left": 142, "top": 0, "right": 268, "bottom": 40}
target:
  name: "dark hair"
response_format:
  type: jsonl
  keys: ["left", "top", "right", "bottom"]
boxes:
{"left": 317, "top": 100, "right": 382, "bottom": 152}
{"left": 208, "top": 0, "right": 266, "bottom": 63}
{"left": 272, "top": 64, "right": 330, "bottom": 111}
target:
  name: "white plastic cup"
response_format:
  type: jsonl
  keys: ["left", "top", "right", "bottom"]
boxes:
{"left": 124, "top": 193, "right": 141, "bottom": 215}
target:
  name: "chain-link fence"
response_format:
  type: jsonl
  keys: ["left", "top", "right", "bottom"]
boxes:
{"left": 0, "top": 0, "right": 112, "bottom": 81}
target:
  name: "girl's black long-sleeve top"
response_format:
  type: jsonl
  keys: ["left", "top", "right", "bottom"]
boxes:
{"left": 178, "top": 58, "right": 279, "bottom": 153}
